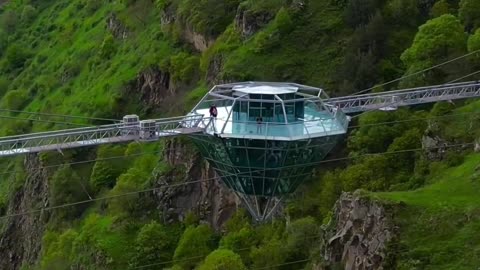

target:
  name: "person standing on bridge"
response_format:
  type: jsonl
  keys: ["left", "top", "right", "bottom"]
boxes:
{"left": 256, "top": 116, "right": 263, "bottom": 134}
{"left": 209, "top": 104, "right": 218, "bottom": 132}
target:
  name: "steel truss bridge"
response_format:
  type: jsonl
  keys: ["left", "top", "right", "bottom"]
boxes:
{"left": 0, "top": 81, "right": 479, "bottom": 157}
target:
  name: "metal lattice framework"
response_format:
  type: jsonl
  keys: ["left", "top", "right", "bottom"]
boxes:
{"left": 326, "top": 81, "right": 480, "bottom": 113}
{"left": 0, "top": 115, "right": 211, "bottom": 157}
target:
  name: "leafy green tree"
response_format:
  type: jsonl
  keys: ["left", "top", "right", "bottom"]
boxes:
{"left": 341, "top": 155, "right": 391, "bottom": 191}
{"left": 250, "top": 239, "right": 286, "bottom": 269}
{"left": 459, "top": 0, "right": 480, "bottom": 32}
{"left": 50, "top": 165, "right": 90, "bottom": 219}
{"left": 284, "top": 217, "right": 318, "bottom": 261}
{"left": 430, "top": 0, "right": 450, "bottom": 18}
{"left": 130, "top": 222, "right": 179, "bottom": 269}
{"left": 387, "top": 128, "right": 422, "bottom": 172}
{"left": 468, "top": 29, "right": 480, "bottom": 63}
{"left": 198, "top": 249, "right": 247, "bottom": 270}
{"left": 90, "top": 145, "right": 128, "bottom": 192}
{"left": 173, "top": 224, "right": 215, "bottom": 269}
{"left": 41, "top": 230, "right": 77, "bottom": 269}
{"left": 400, "top": 14, "right": 467, "bottom": 86}
{"left": 220, "top": 224, "right": 256, "bottom": 264}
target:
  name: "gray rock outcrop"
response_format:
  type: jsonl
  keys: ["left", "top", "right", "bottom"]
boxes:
{"left": 153, "top": 139, "right": 238, "bottom": 230}
{"left": 320, "top": 191, "right": 396, "bottom": 270}
{"left": 0, "top": 154, "right": 50, "bottom": 270}
{"left": 421, "top": 133, "right": 448, "bottom": 160}
{"left": 234, "top": 5, "right": 275, "bottom": 38}
{"left": 106, "top": 13, "right": 129, "bottom": 39}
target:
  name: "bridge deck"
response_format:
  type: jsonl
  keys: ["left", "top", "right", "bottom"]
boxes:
{"left": 326, "top": 81, "right": 480, "bottom": 113}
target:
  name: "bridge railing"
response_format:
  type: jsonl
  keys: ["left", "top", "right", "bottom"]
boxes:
{"left": 326, "top": 81, "right": 480, "bottom": 113}
{"left": 0, "top": 114, "right": 209, "bottom": 156}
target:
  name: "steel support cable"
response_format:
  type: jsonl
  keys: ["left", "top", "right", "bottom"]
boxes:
{"left": 350, "top": 71, "right": 480, "bottom": 119}
{"left": 0, "top": 142, "right": 474, "bottom": 220}
{"left": 446, "top": 69, "right": 480, "bottom": 84}
{"left": 348, "top": 49, "right": 480, "bottom": 96}
{"left": 0, "top": 115, "right": 92, "bottom": 127}
{"left": 0, "top": 150, "right": 165, "bottom": 176}
{"left": 0, "top": 108, "right": 120, "bottom": 123}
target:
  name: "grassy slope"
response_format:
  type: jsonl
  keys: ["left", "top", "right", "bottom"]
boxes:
{"left": 0, "top": 0, "right": 177, "bottom": 135}
{"left": 377, "top": 153, "right": 480, "bottom": 269}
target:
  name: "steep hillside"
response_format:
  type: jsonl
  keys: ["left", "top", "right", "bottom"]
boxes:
{"left": 0, "top": 0, "right": 479, "bottom": 269}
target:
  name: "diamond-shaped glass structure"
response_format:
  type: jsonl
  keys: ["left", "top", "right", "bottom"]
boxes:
{"left": 189, "top": 82, "right": 349, "bottom": 221}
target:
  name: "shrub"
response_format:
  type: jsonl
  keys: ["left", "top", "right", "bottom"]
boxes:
{"left": 169, "top": 52, "right": 199, "bottom": 83}
{"left": 130, "top": 222, "right": 179, "bottom": 268}
{"left": 89, "top": 145, "right": 128, "bottom": 192}
{"left": 198, "top": 249, "right": 247, "bottom": 270}
{"left": 173, "top": 225, "right": 215, "bottom": 269}
{"left": 5, "top": 44, "right": 31, "bottom": 70}
{"left": 1, "top": 89, "right": 29, "bottom": 110}
{"left": 49, "top": 165, "right": 90, "bottom": 220}
{"left": 21, "top": 5, "right": 38, "bottom": 24}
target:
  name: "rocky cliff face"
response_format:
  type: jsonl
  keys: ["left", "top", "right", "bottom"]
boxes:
{"left": 234, "top": 5, "right": 274, "bottom": 39}
{"left": 319, "top": 191, "right": 397, "bottom": 270}
{"left": 153, "top": 139, "right": 238, "bottom": 230}
{"left": 0, "top": 155, "right": 50, "bottom": 270}
{"left": 122, "top": 66, "right": 177, "bottom": 114}
{"left": 107, "top": 13, "right": 129, "bottom": 39}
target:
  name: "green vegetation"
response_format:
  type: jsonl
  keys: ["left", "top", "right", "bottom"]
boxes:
{"left": 377, "top": 154, "right": 480, "bottom": 269}
{"left": 0, "top": 0, "right": 479, "bottom": 269}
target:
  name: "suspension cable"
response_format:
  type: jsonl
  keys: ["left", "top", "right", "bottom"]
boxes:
{"left": 349, "top": 49, "right": 480, "bottom": 96}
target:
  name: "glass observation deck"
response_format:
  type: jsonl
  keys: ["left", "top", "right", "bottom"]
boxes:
{"left": 190, "top": 82, "right": 349, "bottom": 140}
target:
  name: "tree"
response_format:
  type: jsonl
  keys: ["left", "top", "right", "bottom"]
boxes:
{"left": 21, "top": 5, "right": 38, "bottom": 24}
{"left": 5, "top": 44, "right": 31, "bottom": 70}
{"left": 250, "top": 239, "right": 286, "bottom": 269}
{"left": 173, "top": 224, "right": 215, "bottom": 269}
{"left": 387, "top": 128, "right": 422, "bottom": 172}
{"left": 198, "top": 249, "right": 247, "bottom": 270}
{"left": 50, "top": 165, "right": 90, "bottom": 219}
{"left": 344, "top": 0, "right": 377, "bottom": 27}
{"left": 430, "top": 0, "right": 450, "bottom": 18}
{"left": 400, "top": 14, "right": 467, "bottom": 86}
{"left": 130, "top": 222, "right": 179, "bottom": 269}
{"left": 386, "top": 0, "right": 420, "bottom": 27}
{"left": 284, "top": 217, "right": 318, "bottom": 261}
{"left": 90, "top": 145, "right": 128, "bottom": 192}
{"left": 1, "top": 90, "right": 29, "bottom": 110}
{"left": 467, "top": 29, "right": 480, "bottom": 64}
{"left": 459, "top": 0, "right": 480, "bottom": 32}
